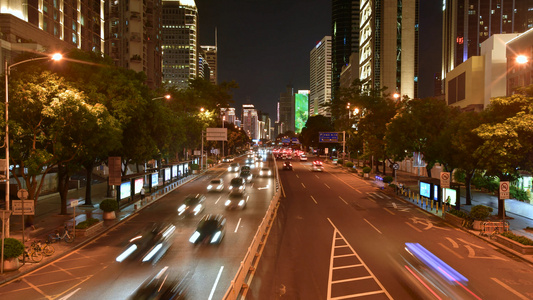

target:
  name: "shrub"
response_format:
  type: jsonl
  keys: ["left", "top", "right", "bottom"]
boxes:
{"left": 389, "top": 183, "right": 398, "bottom": 189}
{"left": 453, "top": 169, "right": 466, "bottom": 183}
{"left": 501, "top": 231, "right": 533, "bottom": 246}
{"left": 448, "top": 209, "right": 470, "bottom": 220}
{"left": 100, "top": 199, "right": 118, "bottom": 212}
{"left": 75, "top": 218, "right": 100, "bottom": 229}
{"left": 510, "top": 185, "right": 529, "bottom": 202}
{"left": 469, "top": 205, "right": 493, "bottom": 220}
{"left": 2, "top": 238, "right": 24, "bottom": 259}
{"left": 207, "top": 159, "right": 214, "bottom": 165}
{"left": 383, "top": 176, "right": 393, "bottom": 184}
{"left": 336, "top": 159, "right": 343, "bottom": 165}
{"left": 362, "top": 167, "right": 371, "bottom": 173}
{"left": 345, "top": 161, "right": 354, "bottom": 168}
{"left": 190, "top": 164, "right": 200, "bottom": 170}
{"left": 472, "top": 172, "right": 499, "bottom": 192}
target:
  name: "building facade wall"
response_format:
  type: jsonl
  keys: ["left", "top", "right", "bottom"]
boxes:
{"left": 506, "top": 28, "right": 533, "bottom": 95}
{"left": 310, "top": 36, "right": 331, "bottom": 117}
{"left": 445, "top": 56, "right": 485, "bottom": 111}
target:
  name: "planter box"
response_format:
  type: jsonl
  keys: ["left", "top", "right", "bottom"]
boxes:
{"left": 444, "top": 213, "right": 465, "bottom": 228}
{"left": 75, "top": 221, "right": 103, "bottom": 237}
{"left": 494, "top": 235, "right": 533, "bottom": 255}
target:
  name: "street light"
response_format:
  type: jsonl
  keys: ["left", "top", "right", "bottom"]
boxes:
{"left": 151, "top": 94, "right": 171, "bottom": 101}
{"left": 4, "top": 53, "right": 63, "bottom": 237}
{"left": 516, "top": 55, "right": 528, "bottom": 64}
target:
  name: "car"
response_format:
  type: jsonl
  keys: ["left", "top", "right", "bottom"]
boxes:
{"left": 116, "top": 222, "right": 176, "bottom": 264}
{"left": 312, "top": 165, "right": 324, "bottom": 172}
{"left": 189, "top": 214, "right": 226, "bottom": 244}
{"left": 206, "top": 178, "right": 224, "bottom": 192}
{"left": 283, "top": 161, "right": 293, "bottom": 170}
{"left": 313, "top": 160, "right": 323, "bottom": 166}
{"left": 221, "top": 157, "right": 231, "bottom": 163}
{"left": 241, "top": 165, "right": 251, "bottom": 172}
{"left": 224, "top": 194, "right": 248, "bottom": 210}
{"left": 228, "top": 162, "right": 240, "bottom": 172}
{"left": 129, "top": 267, "right": 187, "bottom": 300}
{"left": 299, "top": 155, "right": 308, "bottom": 161}
{"left": 259, "top": 167, "right": 272, "bottom": 177}
{"left": 229, "top": 177, "right": 246, "bottom": 194}
{"left": 239, "top": 170, "right": 253, "bottom": 182}
{"left": 245, "top": 157, "right": 255, "bottom": 165}
{"left": 177, "top": 194, "right": 206, "bottom": 216}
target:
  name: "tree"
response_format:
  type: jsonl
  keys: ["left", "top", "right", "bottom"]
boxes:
{"left": 299, "top": 115, "right": 334, "bottom": 149}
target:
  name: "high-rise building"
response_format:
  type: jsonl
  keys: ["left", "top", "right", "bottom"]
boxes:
{"left": 201, "top": 45, "right": 217, "bottom": 85}
{"left": 310, "top": 36, "right": 332, "bottom": 117}
{"left": 359, "top": 0, "right": 419, "bottom": 99}
{"left": 295, "top": 90, "right": 310, "bottom": 134}
{"left": 221, "top": 107, "right": 236, "bottom": 125}
{"left": 442, "top": 0, "right": 533, "bottom": 89}
{"left": 331, "top": 0, "right": 360, "bottom": 100}
{"left": 198, "top": 50, "right": 210, "bottom": 81}
{"left": 105, "top": 0, "right": 163, "bottom": 88}
{"left": 278, "top": 85, "right": 295, "bottom": 134}
{"left": 242, "top": 104, "right": 259, "bottom": 140}
{"left": 162, "top": 0, "right": 198, "bottom": 89}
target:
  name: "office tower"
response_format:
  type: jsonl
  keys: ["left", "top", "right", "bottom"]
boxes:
{"left": 310, "top": 36, "right": 332, "bottom": 117}
{"left": 221, "top": 107, "right": 236, "bottom": 125}
{"left": 242, "top": 104, "right": 259, "bottom": 140}
{"left": 162, "top": 0, "right": 198, "bottom": 89}
{"left": 331, "top": 0, "right": 360, "bottom": 100}
{"left": 442, "top": 0, "right": 533, "bottom": 87}
{"left": 200, "top": 45, "right": 217, "bottom": 85}
{"left": 198, "top": 50, "right": 210, "bottom": 81}
{"left": 105, "top": 0, "right": 163, "bottom": 88}
{"left": 295, "top": 90, "right": 310, "bottom": 134}
{"left": 278, "top": 85, "right": 295, "bottom": 134}
{"left": 359, "top": 0, "right": 419, "bottom": 99}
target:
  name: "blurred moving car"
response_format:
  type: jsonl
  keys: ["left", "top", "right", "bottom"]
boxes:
{"left": 299, "top": 154, "right": 308, "bottom": 161}
{"left": 129, "top": 266, "right": 187, "bottom": 300}
{"left": 189, "top": 214, "right": 226, "bottom": 244}
{"left": 229, "top": 177, "right": 246, "bottom": 195}
{"left": 178, "top": 194, "right": 206, "bottom": 216}
{"left": 283, "top": 161, "right": 293, "bottom": 170}
{"left": 259, "top": 167, "right": 272, "bottom": 177}
{"left": 228, "top": 162, "right": 240, "bottom": 172}
{"left": 207, "top": 178, "right": 224, "bottom": 192}
{"left": 225, "top": 194, "right": 248, "bottom": 210}
{"left": 116, "top": 222, "right": 176, "bottom": 264}
{"left": 239, "top": 169, "right": 253, "bottom": 182}
{"left": 312, "top": 160, "right": 324, "bottom": 172}
{"left": 245, "top": 157, "right": 255, "bottom": 165}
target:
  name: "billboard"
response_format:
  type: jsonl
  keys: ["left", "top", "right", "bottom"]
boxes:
{"left": 151, "top": 173, "right": 159, "bottom": 187}
{"left": 120, "top": 181, "right": 131, "bottom": 200}
{"left": 420, "top": 182, "right": 431, "bottom": 198}
{"left": 134, "top": 178, "right": 144, "bottom": 194}
{"left": 295, "top": 90, "right": 309, "bottom": 133}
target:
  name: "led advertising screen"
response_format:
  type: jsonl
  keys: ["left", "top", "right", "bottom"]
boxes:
{"left": 172, "top": 165, "right": 178, "bottom": 178}
{"left": 433, "top": 185, "right": 439, "bottom": 201}
{"left": 134, "top": 178, "right": 143, "bottom": 194}
{"left": 444, "top": 188, "right": 457, "bottom": 206}
{"left": 420, "top": 182, "right": 431, "bottom": 198}
{"left": 120, "top": 181, "right": 131, "bottom": 200}
{"left": 164, "top": 168, "right": 170, "bottom": 181}
{"left": 294, "top": 90, "right": 309, "bottom": 134}
{"left": 151, "top": 173, "right": 159, "bottom": 187}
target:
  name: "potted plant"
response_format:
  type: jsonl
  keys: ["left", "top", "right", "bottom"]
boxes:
{"left": 362, "top": 166, "right": 371, "bottom": 178}
{"left": 100, "top": 199, "right": 119, "bottom": 220}
{"left": 190, "top": 164, "right": 200, "bottom": 174}
{"left": 3, "top": 238, "right": 24, "bottom": 271}
{"left": 75, "top": 218, "right": 103, "bottom": 237}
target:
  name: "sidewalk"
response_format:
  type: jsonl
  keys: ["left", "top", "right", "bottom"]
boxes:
{"left": 0, "top": 173, "right": 201, "bottom": 284}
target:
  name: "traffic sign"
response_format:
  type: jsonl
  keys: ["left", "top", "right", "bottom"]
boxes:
{"left": 499, "top": 181, "right": 510, "bottom": 200}
{"left": 440, "top": 172, "right": 450, "bottom": 189}
{"left": 392, "top": 163, "right": 399, "bottom": 170}
{"left": 17, "top": 189, "right": 29, "bottom": 200}
{"left": 12, "top": 200, "right": 34, "bottom": 215}
{"left": 71, "top": 200, "right": 79, "bottom": 207}
{"left": 319, "top": 132, "right": 339, "bottom": 143}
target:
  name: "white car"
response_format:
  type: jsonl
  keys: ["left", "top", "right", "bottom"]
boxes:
{"left": 300, "top": 155, "right": 308, "bottom": 161}
{"left": 259, "top": 167, "right": 272, "bottom": 177}
{"left": 207, "top": 178, "right": 224, "bottom": 192}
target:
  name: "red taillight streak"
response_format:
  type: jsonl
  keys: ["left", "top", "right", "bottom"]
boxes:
{"left": 404, "top": 265, "right": 442, "bottom": 300}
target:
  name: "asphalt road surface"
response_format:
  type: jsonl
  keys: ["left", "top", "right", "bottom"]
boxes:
{"left": 0, "top": 156, "right": 275, "bottom": 300}
{"left": 248, "top": 157, "right": 533, "bottom": 300}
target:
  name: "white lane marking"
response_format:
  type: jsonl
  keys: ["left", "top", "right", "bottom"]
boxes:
{"left": 315, "top": 175, "right": 319, "bottom": 179}
{"left": 215, "top": 196, "right": 222, "bottom": 204}
{"left": 438, "top": 242, "right": 463, "bottom": 259}
{"left": 445, "top": 237, "right": 459, "bottom": 248}
{"left": 338, "top": 196, "right": 348, "bottom": 205}
{"left": 234, "top": 218, "right": 242, "bottom": 233}
{"left": 296, "top": 174, "right": 300, "bottom": 178}
{"left": 405, "top": 222, "right": 423, "bottom": 232}
{"left": 392, "top": 203, "right": 397, "bottom": 209}
{"left": 208, "top": 266, "right": 225, "bottom": 300}
{"left": 374, "top": 192, "right": 384, "bottom": 199}
{"left": 364, "top": 218, "right": 382, "bottom": 234}
{"left": 383, "top": 208, "right": 395, "bottom": 215}
{"left": 310, "top": 196, "right": 318, "bottom": 204}
{"left": 301, "top": 182, "right": 306, "bottom": 188}
{"left": 23, "top": 279, "right": 52, "bottom": 300}
{"left": 324, "top": 183, "right": 331, "bottom": 189}
{"left": 59, "top": 288, "right": 81, "bottom": 300}
{"left": 491, "top": 277, "right": 529, "bottom": 300}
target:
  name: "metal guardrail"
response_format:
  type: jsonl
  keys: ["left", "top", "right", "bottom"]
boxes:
{"left": 223, "top": 153, "right": 281, "bottom": 300}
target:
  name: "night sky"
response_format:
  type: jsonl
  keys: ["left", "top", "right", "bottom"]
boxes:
{"left": 196, "top": 0, "right": 442, "bottom": 120}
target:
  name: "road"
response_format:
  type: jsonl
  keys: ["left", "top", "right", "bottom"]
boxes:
{"left": 249, "top": 157, "right": 533, "bottom": 300}
{"left": 0, "top": 155, "right": 275, "bottom": 300}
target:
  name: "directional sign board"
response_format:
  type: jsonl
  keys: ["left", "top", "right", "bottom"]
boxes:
{"left": 291, "top": 138, "right": 300, "bottom": 144}
{"left": 440, "top": 172, "right": 451, "bottom": 189}
{"left": 319, "top": 132, "right": 339, "bottom": 143}
{"left": 499, "top": 181, "right": 510, "bottom": 200}
{"left": 12, "top": 200, "right": 34, "bottom": 215}
{"left": 206, "top": 128, "right": 227, "bottom": 141}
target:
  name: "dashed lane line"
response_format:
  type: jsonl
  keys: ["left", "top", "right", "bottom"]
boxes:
{"left": 338, "top": 196, "right": 348, "bottom": 205}
{"left": 301, "top": 182, "right": 306, "bottom": 188}
{"left": 310, "top": 195, "right": 318, "bottom": 204}
{"left": 491, "top": 277, "right": 529, "bottom": 300}
{"left": 405, "top": 222, "right": 423, "bottom": 233}
{"left": 364, "top": 218, "right": 382, "bottom": 234}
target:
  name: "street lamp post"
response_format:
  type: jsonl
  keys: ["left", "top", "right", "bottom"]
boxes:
{"left": 3, "top": 53, "right": 62, "bottom": 238}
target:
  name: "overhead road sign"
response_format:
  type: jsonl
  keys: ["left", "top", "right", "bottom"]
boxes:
{"left": 319, "top": 132, "right": 339, "bottom": 143}
{"left": 206, "top": 128, "right": 227, "bottom": 141}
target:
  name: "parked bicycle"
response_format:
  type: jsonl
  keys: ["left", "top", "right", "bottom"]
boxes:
{"left": 32, "top": 240, "right": 55, "bottom": 256}
{"left": 18, "top": 241, "right": 43, "bottom": 263}
{"left": 47, "top": 225, "right": 75, "bottom": 243}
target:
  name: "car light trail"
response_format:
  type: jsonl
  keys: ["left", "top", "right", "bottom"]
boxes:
{"left": 116, "top": 244, "right": 137, "bottom": 262}
{"left": 405, "top": 243, "right": 468, "bottom": 283}
{"left": 142, "top": 243, "right": 163, "bottom": 262}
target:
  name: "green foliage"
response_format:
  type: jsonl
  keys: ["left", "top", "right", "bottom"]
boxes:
{"left": 447, "top": 209, "right": 470, "bottom": 220}
{"left": 190, "top": 164, "right": 200, "bottom": 170}
{"left": 472, "top": 172, "right": 499, "bottom": 192}
{"left": 100, "top": 199, "right": 119, "bottom": 212}
{"left": 469, "top": 205, "right": 493, "bottom": 220}
{"left": 383, "top": 176, "right": 393, "bottom": 184}
{"left": 2, "top": 238, "right": 24, "bottom": 259}
{"left": 453, "top": 169, "right": 466, "bottom": 183}
{"left": 510, "top": 185, "right": 529, "bottom": 202}
{"left": 75, "top": 218, "right": 100, "bottom": 229}
{"left": 362, "top": 167, "right": 371, "bottom": 173}
{"left": 337, "top": 159, "right": 343, "bottom": 165}
{"left": 345, "top": 161, "right": 354, "bottom": 168}
{"left": 207, "top": 159, "right": 214, "bottom": 164}
{"left": 501, "top": 231, "right": 533, "bottom": 246}
{"left": 299, "top": 115, "right": 334, "bottom": 148}
{"left": 389, "top": 183, "right": 397, "bottom": 189}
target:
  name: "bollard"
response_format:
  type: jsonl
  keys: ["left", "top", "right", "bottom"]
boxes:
{"left": 431, "top": 200, "right": 433, "bottom": 210}
{"left": 436, "top": 202, "right": 439, "bottom": 213}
